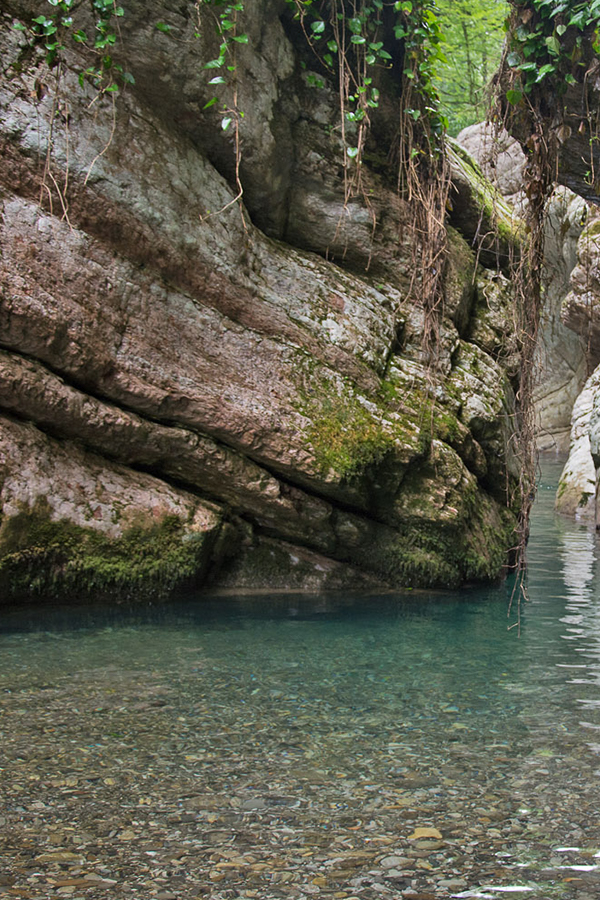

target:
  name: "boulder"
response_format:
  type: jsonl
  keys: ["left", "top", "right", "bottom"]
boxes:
{"left": 0, "top": 415, "right": 225, "bottom": 600}
{"left": 456, "top": 122, "right": 525, "bottom": 200}
{"left": 0, "top": 0, "right": 523, "bottom": 600}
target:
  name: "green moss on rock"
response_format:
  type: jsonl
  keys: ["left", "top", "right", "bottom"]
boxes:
{"left": 445, "top": 225, "right": 477, "bottom": 334}
{"left": 0, "top": 499, "right": 220, "bottom": 603}
{"left": 307, "top": 395, "right": 406, "bottom": 479}
{"left": 293, "top": 358, "right": 424, "bottom": 481}
{"left": 446, "top": 138, "right": 524, "bottom": 253}
{"left": 581, "top": 218, "right": 600, "bottom": 240}
{"left": 359, "top": 495, "right": 515, "bottom": 590}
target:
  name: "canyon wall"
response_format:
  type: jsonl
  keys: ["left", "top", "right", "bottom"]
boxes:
{"left": 0, "top": 1, "right": 522, "bottom": 601}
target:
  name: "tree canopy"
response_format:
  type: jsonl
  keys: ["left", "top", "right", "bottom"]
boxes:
{"left": 434, "top": 0, "right": 508, "bottom": 135}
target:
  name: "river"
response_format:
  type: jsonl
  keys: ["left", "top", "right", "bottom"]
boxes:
{"left": 1, "top": 461, "right": 600, "bottom": 899}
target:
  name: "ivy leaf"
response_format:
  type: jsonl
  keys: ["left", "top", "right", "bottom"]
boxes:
{"left": 506, "top": 88, "right": 523, "bottom": 105}
{"left": 155, "top": 22, "right": 172, "bottom": 33}
{"left": 204, "top": 58, "right": 224, "bottom": 68}
{"left": 311, "top": 20, "right": 325, "bottom": 33}
{"left": 209, "top": 75, "right": 226, "bottom": 84}
{"left": 507, "top": 51, "right": 521, "bottom": 67}
{"left": 535, "top": 62, "right": 555, "bottom": 82}
{"left": 203, "top": 96, "right": 218, "bottom": 110}
{"left": 568, "top": 10, "right": 588, "bottom": 29}
{"left": 346, "top": 146, "right": 359, "bottom": 158}
{"left": 232, "top": 33, "right": 249, "bottom": 43}
{"left": 221, "top": 116, "right": 232, "bottom": 130}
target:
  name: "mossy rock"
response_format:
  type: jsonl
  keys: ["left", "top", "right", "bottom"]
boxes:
{"left": 0, "top": 500, "right": 221, "bottom": 604}
{"left": 293, "top": 355, "right": 425, "bottom": 484}
{"left": 445, "top": 225, "right": 477, "bottom": 335}
{"left": 357, "top": 496, "right": 515, "bottom": 590}
{"left": 446, "top": 138, "right": 524, "bottom": 269}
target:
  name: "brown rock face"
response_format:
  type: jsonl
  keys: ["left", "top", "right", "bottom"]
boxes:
{"left": 0, "top": 0, "right": 521, "bottom": 601}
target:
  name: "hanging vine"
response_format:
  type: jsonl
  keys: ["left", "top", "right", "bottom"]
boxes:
{"left": 395, "top": 1, "right": 449, "bottom": 367}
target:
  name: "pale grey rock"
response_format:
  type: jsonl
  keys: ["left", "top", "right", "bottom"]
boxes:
{"left": 457, "top": 122, "right": 525, "bottom": 199}
{"left": 562, "top": 211, "right": 600, "bottom": 369}
{"left": 556, "top": 372, "right": 599, "bottom": 522}
{"left": 457, "top": 127, "right": 589, "bottom": 453}
{"left": 536, "top": 188, "right": 589, "bottom": 453}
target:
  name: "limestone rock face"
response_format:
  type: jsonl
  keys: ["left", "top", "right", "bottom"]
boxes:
{"left": 536, "top": 189, "right": 589, "bottom": 453}
{"left": 562, "top": 214, "right": 600, "bottom": 369}
{"left": 456, "top": 123, "right": 589, "bottom": 454}
{"left": 0, "top": 0, "right": 521, "bottom": 600}
{"left": 456, "top": 123, "right": 525, "bottom": 200}
{"left": 556, "top": 370, "right": 599, "bottom": 523}
{"left": 557, "top": 215, "right": 600, "bottom": 523}
{"left": 0, "top": 415, "right": 225, "bottom": 600}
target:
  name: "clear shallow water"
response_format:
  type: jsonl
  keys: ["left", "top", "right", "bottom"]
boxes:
{"left": 2, "top": 462, "right": 600, "bottom": 899}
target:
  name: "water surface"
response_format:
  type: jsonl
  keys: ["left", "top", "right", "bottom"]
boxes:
{"left": 2, "top": 462, "right": 600, "bottom": 899}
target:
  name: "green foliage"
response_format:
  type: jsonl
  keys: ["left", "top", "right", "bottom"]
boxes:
{"left": 399, "top": 0, "right": 448, "bottom": 138}
{"left": 18, "top": 0, "right": 451, "bottom": 166}
{"left": 434, "top": 0, "right": 509, "bottom": 136}
{"left": 505, "top": 0, "right": 600, "bottom": 100}
{"left": 200, "top": 0, "right": 248, "bottom": 128}
{"left": 14, "top": 0, "right": 134, "bottom": 93}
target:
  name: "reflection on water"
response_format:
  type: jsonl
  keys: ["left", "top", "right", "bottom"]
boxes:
{"left": 560, "top": 529, "right": 596, "bottom": 603}
{"left": 1, "top": 462, "right": 600, "bottom": 898}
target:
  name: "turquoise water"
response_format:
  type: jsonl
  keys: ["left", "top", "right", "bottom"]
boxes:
{"left": 2, "top": 462, "right": 600, "bottom": 899}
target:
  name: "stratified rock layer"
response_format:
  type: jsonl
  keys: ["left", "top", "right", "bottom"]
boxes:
{"left": 0, "top": 1, "right": 520, "bottom": 600}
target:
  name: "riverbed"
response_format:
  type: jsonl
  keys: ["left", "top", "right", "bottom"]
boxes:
{"left": 1, "top": 462, "right": 600, "bottom": 899}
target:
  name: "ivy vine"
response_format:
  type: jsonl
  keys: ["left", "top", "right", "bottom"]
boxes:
{"left": 504, "top": 0, "right": 600, "bottom": 106}
{"left": 12, "top": 0, "right": 135, "bottom": 94}
{"left": 197, "top": 0, "right": 448, "bottom": 160}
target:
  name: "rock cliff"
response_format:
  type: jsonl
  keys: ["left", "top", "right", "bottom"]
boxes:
{"left": 555, "top": 212, "right": 600, "bottom": 522}
{"left": 456, "top": 122, "right": 589, "bottom": 455}
{"left": 0, "top": 0, "right": 522, "bottom": 601}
